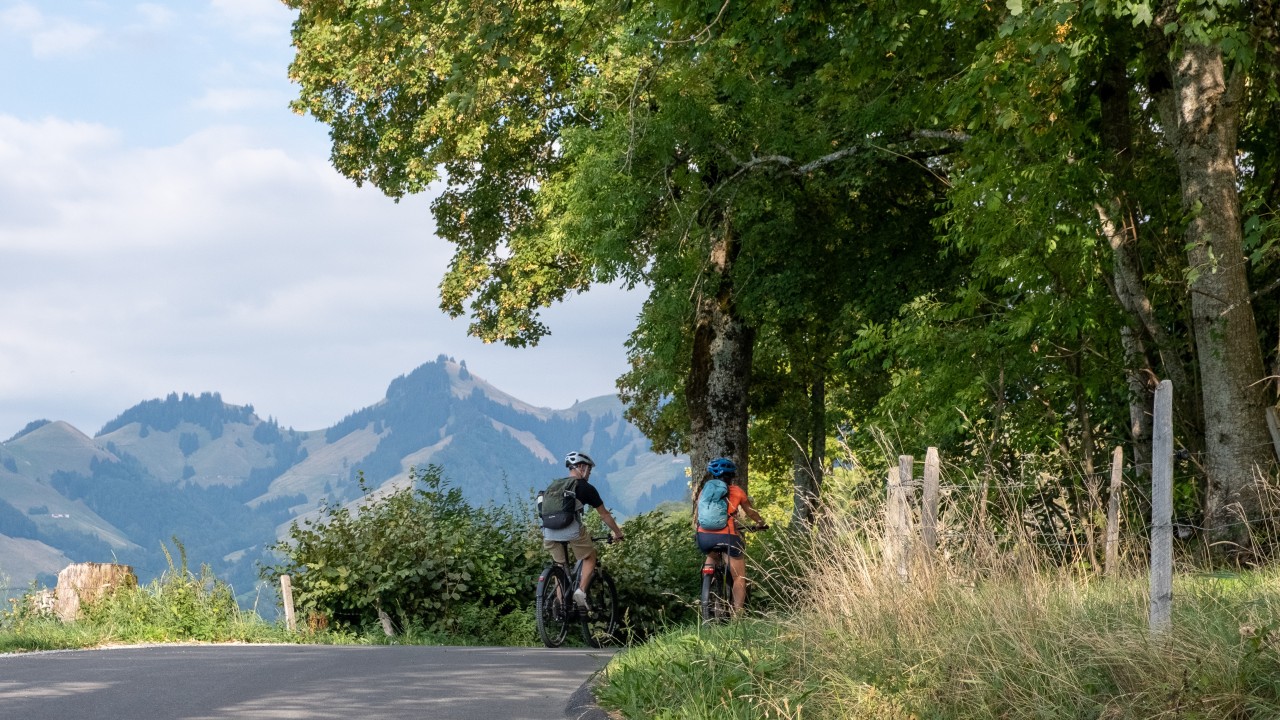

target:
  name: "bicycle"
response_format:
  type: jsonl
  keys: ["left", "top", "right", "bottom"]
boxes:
{"left": 536, "top": 536, "right": 619, "bottom": 648}
{"left": 700, "top": 524, "right": 767, "bottom": 623}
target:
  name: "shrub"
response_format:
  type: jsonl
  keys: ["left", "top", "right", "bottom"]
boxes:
{"left": 599, "top": 509, "right": 706, "bottom": 636}
{"left": 262, "top": 467, "right": 545, "bottom": 639}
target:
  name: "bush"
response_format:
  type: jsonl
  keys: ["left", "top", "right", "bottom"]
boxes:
{"left": 262, "top": 467, "right": 545, "bottom": 640}
{"left": 598, "top": 509, "right": 705, "bottom": 636}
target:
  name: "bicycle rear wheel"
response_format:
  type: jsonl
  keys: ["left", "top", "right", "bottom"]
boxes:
{"left": 701, "top": 563, "right": 731, "bottom": 623}
{"left": 579, "top": 569, "right": 618, "bottom": 647}
{"left": 536, "top": 564, "right": 572, "bottom": 647}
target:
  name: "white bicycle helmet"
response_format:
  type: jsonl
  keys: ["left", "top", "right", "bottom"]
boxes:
{"left": 564, "top": 451, "right": 595, "bottom": 468}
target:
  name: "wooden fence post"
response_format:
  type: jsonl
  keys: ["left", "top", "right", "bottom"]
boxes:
{"left": 883, "top": 458, "right": 914, "bottom": 582}
{"left": 280, "top": 575, "right": 297, "bottom": 633}
{"left": 922, "top": 447, "right": 940, "bottom": 555}
{"left": 1149, "top": 380, "right": 1173, "bottom": 636}
{"left": 1105, "top": 446, "right": 1124, "bottom": 577}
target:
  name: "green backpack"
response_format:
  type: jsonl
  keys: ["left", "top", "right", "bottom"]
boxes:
{"left": 538, "top": 477, "right": 579, "bottom": 530}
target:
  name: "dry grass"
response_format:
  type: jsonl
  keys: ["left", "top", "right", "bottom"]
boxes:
{"left": 777, "top": 472, "right": 1280, "bottom": 719}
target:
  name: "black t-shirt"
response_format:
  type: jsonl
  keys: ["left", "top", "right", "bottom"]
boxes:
{"left": 573, "top": 478, "right": 603, "bottom": 509}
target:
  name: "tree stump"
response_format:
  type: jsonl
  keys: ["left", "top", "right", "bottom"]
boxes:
{"left": 54, "top": 562, "right": 137, "bottom": 622}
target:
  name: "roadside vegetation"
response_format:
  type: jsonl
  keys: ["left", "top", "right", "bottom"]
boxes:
{"left": 1, "top": 544, "right": 297, "bottom": 653}
{"left": 596, "top": 466, "right": 1280, "bottom": 719}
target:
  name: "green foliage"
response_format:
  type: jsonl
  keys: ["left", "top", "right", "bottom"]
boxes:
{"left": 263, "top": 467, "right": 545, "bottom": 640}
{"left": 97, "top": 391, "right": 252, "bottom": 437}
{"left": 0, "top": 497, "right": 39, "bottom": 539}
{"left": 82, "top": 540, "right": 247, "bottom": 642}
{"left": 1, "top": 541, "right": 291, "bottom": 651}
{"left": 596, "top": 510, "right": 704, "bottom": 636}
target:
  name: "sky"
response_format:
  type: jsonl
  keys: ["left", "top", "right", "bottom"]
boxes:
{"left": 0, "top": 1, "right": 645, "bottom": 440}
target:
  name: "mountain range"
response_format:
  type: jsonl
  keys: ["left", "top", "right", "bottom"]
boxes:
{"left": 0, "top": 356, "right": 690, "bottom": 603}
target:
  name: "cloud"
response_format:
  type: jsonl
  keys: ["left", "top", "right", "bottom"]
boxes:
{"left": 0, "top": 3, "right": 40, "bottom": 32}
{"left": 0, "top": 112, "right": 646, "bottom": 437}
{"left": 206, "top": 0, "right": 294, "bottom": 40}
{"left": 0, "top": 3, "right": 102, "bottom": 58}
{"left": 133, "top": 3, "right": 176, "bottom": 31}
{"left": 190, "top": 87, "right": 287, "bottom": 114}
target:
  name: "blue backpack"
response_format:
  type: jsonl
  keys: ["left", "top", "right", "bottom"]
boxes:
{"left": 696, "top": 478, "right": 729, "bottom": 530}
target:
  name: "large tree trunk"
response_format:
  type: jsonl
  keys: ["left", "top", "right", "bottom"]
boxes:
{"left": 1155, "top": 38, "right": 1270, "bottom": 548}
{"left": 686, "top": 220, "right": 754, "bottom": 490}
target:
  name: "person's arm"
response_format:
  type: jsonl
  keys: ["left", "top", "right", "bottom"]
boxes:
{"left": 595, "top": 505, "right": 624, "bottom": 542}
{"left": 739, "top": 494, "right": 766, "bottom": 526}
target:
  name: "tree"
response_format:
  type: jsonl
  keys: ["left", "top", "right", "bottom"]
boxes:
{"left": 927, "top": 0, "right": 1280, "bottom": 549}
{"left": 283, "top": 0, "right": 963, "bottom": 515}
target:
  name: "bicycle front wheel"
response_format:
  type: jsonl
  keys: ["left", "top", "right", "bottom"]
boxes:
{"left": 580, "top": 569, "right": 618, "bottom": 647}
{"left": 536, "top": 564, "right": 572, "bottom": 648}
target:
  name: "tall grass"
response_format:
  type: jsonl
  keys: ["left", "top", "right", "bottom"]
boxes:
{"left": 596, "top": 462, "right": 1280, "bottom": 719}
{"left": 796, "top": 516, "right": 1280, "bottom": 718}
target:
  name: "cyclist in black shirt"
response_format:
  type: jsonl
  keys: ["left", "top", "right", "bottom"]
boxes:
{"left": 542, "top": 451, "right": 624, "bottom": 609}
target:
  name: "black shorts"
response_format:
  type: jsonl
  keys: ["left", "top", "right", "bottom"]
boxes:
{"left": 696, "top": 531, "right": 744, "bottom": 558}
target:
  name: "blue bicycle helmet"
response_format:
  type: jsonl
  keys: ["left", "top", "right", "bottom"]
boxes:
{"left": 707, "top": 457, "right": 737, "bottom": 478}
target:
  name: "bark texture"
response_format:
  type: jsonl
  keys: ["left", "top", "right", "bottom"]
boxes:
{"left": 685, "top": 222, "right": 753, "bottom": 490}
{"left": 1155, "top": 38, "right": 1270, "bottom": 547}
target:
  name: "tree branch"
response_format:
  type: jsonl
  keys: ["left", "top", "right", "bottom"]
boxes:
{"left": 730, "top": 129, "right": 970, "bottom": 177}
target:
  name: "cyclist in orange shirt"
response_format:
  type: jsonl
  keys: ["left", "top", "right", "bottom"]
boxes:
{"left": 693, "top": 457, "right": 766, "bottom": 613}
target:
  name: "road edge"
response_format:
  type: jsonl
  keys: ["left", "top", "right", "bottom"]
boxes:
{"left": 566, "top": 667, "right": 613, "bottom": 720}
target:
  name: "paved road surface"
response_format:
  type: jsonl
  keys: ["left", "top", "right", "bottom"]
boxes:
{"left": 0, "top": 644, "right": 615, "bottom": 719}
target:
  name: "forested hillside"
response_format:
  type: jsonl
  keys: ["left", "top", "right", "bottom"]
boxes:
{"left": 0, "top": 357, "right": 687, "bottom": 599}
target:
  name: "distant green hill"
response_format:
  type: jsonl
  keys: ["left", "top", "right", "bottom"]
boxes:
{"left": 0, "top": 357, "right": 689, "bottom": 602}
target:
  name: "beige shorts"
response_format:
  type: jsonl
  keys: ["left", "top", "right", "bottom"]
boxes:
{"left": 544, "top": 524, "right": 596, "bottom": 564}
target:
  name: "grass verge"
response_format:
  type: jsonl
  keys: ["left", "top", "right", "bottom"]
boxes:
{"left": 596, "top": 516, "right": 1280, "bottom": 719}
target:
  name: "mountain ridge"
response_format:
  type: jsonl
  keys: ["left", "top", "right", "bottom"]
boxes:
{"left": 0, "top": 356, "right": 689, "bottom": 601}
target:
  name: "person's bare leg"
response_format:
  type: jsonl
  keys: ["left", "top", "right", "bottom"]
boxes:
{"left": 729, "top": 555, "right": 748, "bottom": 613}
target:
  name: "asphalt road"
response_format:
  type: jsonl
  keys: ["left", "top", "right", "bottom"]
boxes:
{"left": 0, "top": 644, "right": 616, "bottom": 719}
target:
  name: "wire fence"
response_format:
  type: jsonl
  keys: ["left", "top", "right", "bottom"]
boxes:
{"left": 875, "top": 443, "right": 1280, "bottom": 562}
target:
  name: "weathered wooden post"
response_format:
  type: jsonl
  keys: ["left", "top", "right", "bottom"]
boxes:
{"left": 280, "top": 574, "right": 297, "bottom": 632}
{"left": 1105, "top": 446, "right": 1123, "bottom": 576}
{"left": 883, "top": 456, "right": 914, "bottom": 581}
{"left": 54, "top": 562, "right": 136, "bottom": 622}
{"left": 1149, "top": 380, "right": 1173, "bottom": 635}
{"left": 922, "top": 447, "right": 940, "bottom": 555}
